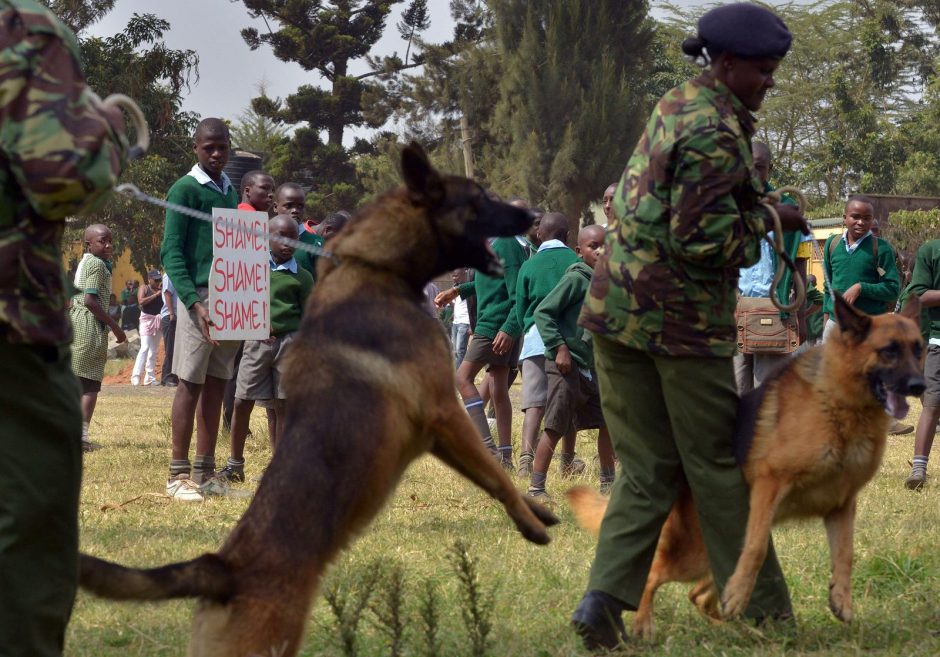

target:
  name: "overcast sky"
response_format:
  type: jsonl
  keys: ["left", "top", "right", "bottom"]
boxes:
{"left": 86, "top": 1, "right": 732, "bottom": 140}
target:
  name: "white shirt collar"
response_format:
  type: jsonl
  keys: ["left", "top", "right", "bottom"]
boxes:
{"left": 187, "top": 163, "right": 232, "bottom": 195}
{"left": 841, "top": 229, "right": 872, "bottom": 254}
{"left": 537, "top": 239, "right": 568, "bottom": 252}
{"left": 270, "top": 255, "right": 298, "bottom": 273}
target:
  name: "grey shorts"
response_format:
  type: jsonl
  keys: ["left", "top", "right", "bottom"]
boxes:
{"left": 520, "top": 355, "right": 547, "bottom": 410}
{"left": 543, "top": 359, "right": 605, "bottom": 434}
{"left": 923, "top": 344, "right": 940, "bottom": 408}
{"left": 235, "top": 332, "right": 296, "bottom": 401}
{"left": 464, "top": 333, "right": 516, "bottom": 369}
{"left": 172, "top": 288, "right": 241, "bottom": 385}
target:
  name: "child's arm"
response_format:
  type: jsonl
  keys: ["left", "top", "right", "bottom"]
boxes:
{"left": 534, "top": 274, "right": 581, "bottom": 375}
{"left": 859, "top": 243, "right": 901, "bottom": 304}
{"left": 84, "top": 292, "right": 125, "bottom": 342}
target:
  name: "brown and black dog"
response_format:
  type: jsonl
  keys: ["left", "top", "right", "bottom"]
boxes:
{"left": 80, "top": 144, "right": 559, "bottom": 657}
{"left": 568, "top": 293, "right": 924, "bottom": 640}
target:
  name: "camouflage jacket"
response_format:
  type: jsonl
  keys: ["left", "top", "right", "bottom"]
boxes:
{"left": 0, "top": 0, "right": 125, "bottom": 346}
{"left": 579, "top": 71, "right": 766, "bottom": 358}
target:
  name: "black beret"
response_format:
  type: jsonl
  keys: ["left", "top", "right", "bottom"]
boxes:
{"left": 682, "top": 3, "right": 792, "bottom": 60}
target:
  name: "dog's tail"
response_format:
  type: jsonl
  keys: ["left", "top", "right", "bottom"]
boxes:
{"left": 79, "top": 552, "right": 234, "bottom": 602}
{"left": 565, "top": 486, "right": 610, "bottom": 537}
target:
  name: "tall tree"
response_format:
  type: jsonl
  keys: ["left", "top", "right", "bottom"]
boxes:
{"left": 40, "top": 0, "right": 115, "bottom": 33}
{"left": 397, "top": 0, "right": 430, "bottom": 65}
{"left": 486, "top": 0, "right": 653, "bottom": 233}
{"left": 230, "top": 82, "right": 289, "bottom": 161}
{"left": 238, "top": 0, "right": 415, "bottom": 215}
{"left": 51, "top": 9, "right": 201, "bottom": 275}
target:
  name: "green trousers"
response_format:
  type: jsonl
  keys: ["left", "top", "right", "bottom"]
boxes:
{"left": 0, "top": 341, "right": 82, "bottom": 657}
{"left": 588, "top": 337, "right": 792, "bottom": 620}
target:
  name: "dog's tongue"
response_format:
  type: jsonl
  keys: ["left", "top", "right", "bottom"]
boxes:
{"left": 886, "top": 391, "right": 910, "bottom": 420}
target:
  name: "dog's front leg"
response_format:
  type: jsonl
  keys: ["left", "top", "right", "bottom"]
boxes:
{"left": 430, "top": 405, "right": 558, "bottom": 544}
{"left": 824, "top": 496, "right": 857, "bottom": 623}
{"left": 720, "top": 476, "right": 789, "bottom": 619}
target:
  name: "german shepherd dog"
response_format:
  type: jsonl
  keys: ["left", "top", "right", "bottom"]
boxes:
{"left": 568, "top": 294, "right": 924, "bottom": 640}
{"left": 80, "top": 144, "right": 559, "bottom": 657}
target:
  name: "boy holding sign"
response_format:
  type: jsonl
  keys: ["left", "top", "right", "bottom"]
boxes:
{"left": 220, "top": 215, "right": 314, "bottom": 482}
{"left": 160, "top": 118, "right": 240, "bottom": 501}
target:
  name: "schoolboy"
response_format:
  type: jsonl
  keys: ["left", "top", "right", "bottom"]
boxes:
{"left": 822, "top": 195, "right": 901, "bottom": 339}
{"left": 237, "top": 170, "right": 275, "bottom": 212}
{"left": 220, "top": 215, "right": 314, "bottom": 482}
{"left": 508, "top": 212, "right": 580, "bottom": 475}
{"left": 69, "top": 224, "right": 126, "bottom": 451}
{"left": 275, "top": 182, "right": 318, "bottom": 277}
{"left": 528, "top": 225, "right": 616, "bottom": 499}
{"left": 436, "top": 215, "right": 529, "bottom": 462}
{"left": 159, "top": 117, "right": 240, "bottom": 501}
{"left": 903, "top": 239, "right": 940, "bottom": 489}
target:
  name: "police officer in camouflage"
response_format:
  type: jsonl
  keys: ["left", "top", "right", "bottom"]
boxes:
{"left": 0, "top": 1, "right": 125, "bottom": 654}
{"left": 571, "top": 4, "right": 809, "bottom": 649}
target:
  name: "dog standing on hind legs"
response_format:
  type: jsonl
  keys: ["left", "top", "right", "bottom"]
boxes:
{"left": 568, "top": 293, "right": 925, "bottom": 641}
{"left": 79, "top": 144, "right": 559, "bottom": 657}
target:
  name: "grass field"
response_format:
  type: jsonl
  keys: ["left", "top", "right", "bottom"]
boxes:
{"left": 70, "top": 369, "right": 939, "bottom": 656}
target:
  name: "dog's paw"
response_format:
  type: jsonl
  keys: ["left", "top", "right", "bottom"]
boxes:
{"left": 631, "top": 614, "right": 656, "bottom": 642}
{"left": 522, "top": 495, "right": 560, "bottom": 527}
{"left": 720, "top": 576, "right": 753, "bottom": 620}
{"left": 828, "top": 581, "right": 853, "bottom": 623}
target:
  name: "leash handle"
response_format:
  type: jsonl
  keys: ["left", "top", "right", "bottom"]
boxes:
{"left": 760, "top": 186, "right": 807, "bottom": 313}
{"left": 91, "top": 92, "right": 150, "bottom": 160}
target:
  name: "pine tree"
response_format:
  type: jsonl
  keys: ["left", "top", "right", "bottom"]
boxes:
{"left": 487, "top": 0, "right": 653, "bottom": 235}
{"left": 397, "top": 0, "right": 430, "bottom": 65}
{"left": 239, "top": 0, "right": 416, "bottom": 215}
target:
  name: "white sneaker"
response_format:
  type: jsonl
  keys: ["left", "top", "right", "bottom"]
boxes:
{"left": 144, "top": 377, "right": 158, "bottom": 386}
{"left": 131, "top": 375, "right": 140, "bottom": 386}
{"left": 166, "top": 474, "right": 204, "bottom": 501}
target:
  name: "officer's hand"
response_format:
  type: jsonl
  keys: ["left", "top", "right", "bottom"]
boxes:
{"left": 770, "top": 204, "right": 810, "bottom": 235}
{"left": 193, "top": 302, "right": 219, "bottom": 346}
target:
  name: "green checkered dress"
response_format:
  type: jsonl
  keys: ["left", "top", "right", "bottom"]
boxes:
{"left": 69, "top": 255, "right": 112, "bottom": 381}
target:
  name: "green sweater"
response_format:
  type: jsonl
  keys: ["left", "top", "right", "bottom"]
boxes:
{"left": 509, "top": 243, "right": 580, "bottom": 338}
{"left": 160, "top": 174, "right": 239, "bottom": 309}
{"left": 535, "top": 260, "right": 594, "bottom": 369}
{"left": 296, "top": 230, "right": 324, "bottom": 281}
{"left": 822, "top": 233, "right": 900, "bottom": 316}
{"left": 907, "top": 239, "right": 940, "bottom": 340}
{"left": 270, "top": 263, "right": 314, "bottom": 336}
{"left": 458, "top": 237, "right": 528, "bottom": 339}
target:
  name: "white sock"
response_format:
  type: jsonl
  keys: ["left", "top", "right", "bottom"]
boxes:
{"left": 82, "top": 421, "right": 89, "bottom": 441}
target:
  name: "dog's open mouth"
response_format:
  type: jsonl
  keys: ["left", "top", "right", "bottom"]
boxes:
{"left": 872, "top": 379, "right": 910, "bottom": 420}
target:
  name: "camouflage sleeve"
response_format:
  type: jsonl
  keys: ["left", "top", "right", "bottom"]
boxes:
{"left": 0, "top": 2, "right": 125, "bottom": 220}
{"left": 668, "top": 126, "right": 764, "bottom": 269}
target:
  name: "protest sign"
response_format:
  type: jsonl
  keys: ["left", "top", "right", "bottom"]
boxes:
{"left": 208, "top": 208, "right": 270, "bottom": 340}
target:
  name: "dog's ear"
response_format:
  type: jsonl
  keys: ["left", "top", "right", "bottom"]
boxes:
{"left": 833, "top": 291, "right": 872, "bottom": 341}
{"left": 898, "top": 293, "right": 922, "bottom": 321}
{"left": 401, "top": 142, "right": 444, "bottom": 207}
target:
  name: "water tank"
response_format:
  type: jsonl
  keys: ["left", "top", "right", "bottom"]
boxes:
{"left": 223, "top": 150, "right": 264, "bottom": 194}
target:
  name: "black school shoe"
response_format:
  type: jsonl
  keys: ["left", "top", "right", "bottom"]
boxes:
{"left": 571, "top": 590, "right": 628, "bottom": 651}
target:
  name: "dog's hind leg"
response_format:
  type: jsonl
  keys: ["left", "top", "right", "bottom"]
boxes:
{"left": 720, "top": 476, "right": 789, "bottom": 619}
{"left": 430, "top": 404, "right": 558, "bottom": 544}
{"left": 824, "top": 496, "right": 857, "bottom": 623}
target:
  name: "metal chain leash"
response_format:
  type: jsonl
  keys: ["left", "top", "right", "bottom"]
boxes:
{"left": 114, "top": 183, "right": 336, "bottom": 261}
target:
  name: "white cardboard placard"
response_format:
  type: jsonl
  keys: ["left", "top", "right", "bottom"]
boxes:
{"left": 208, "top": 207, "right": 270, "bottom": 340}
